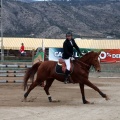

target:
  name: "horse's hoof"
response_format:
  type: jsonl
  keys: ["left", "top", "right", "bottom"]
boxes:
{"left": 84, "top": 100, "right": 94, "bottom": 104}
{"left": 84, "top": 101, "right": 90, "bottom": 104}
{"left": 105, "top": 96, "right": 110, "bottom": 101}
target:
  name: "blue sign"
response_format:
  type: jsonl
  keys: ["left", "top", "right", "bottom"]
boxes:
{"left": 49, "top": 48, "right": 80, "bottom": 61}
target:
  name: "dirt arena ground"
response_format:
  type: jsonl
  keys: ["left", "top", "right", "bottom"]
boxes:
{"left": 0, "top": 77, "right": 120, "bottom": 120}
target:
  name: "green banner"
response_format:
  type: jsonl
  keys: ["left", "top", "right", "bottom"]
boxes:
{"left": 33, "top": 52, "right": 44, "bottom": 63}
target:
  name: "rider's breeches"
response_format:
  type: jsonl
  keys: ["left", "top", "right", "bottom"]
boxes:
{"left": 64, "top": 58, "right": 70, "bottom": 71}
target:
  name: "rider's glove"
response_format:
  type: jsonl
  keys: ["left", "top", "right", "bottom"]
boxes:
{"left": 79, "top": 53, "right": 84, "bottom": 57}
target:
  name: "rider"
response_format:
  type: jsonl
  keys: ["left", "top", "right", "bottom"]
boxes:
{"left": 62, "top": 32, "right": 83, "bottom": 84}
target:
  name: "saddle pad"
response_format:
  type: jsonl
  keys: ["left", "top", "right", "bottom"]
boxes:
{"left": 55, "top": 63, "right": 74, "bottom": 75}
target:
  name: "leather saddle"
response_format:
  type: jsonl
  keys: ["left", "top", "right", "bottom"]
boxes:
{"left": 55, "top": 58, "right": 73, "bottom": 74}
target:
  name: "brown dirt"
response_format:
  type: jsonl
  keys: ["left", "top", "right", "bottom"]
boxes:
{"left": 0, "top": 78, "right": 120, "bottom": 120}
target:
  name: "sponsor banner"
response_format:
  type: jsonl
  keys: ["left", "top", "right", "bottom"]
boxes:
{"left": 49, "top": 48, "right": 99, "bottom": 61}
{"left": 33, "top": 52, "right": 44, "bottom": 64}
{"left": 49, "top": 48, "right": 120, "bottom": 63}
{"left": 100, "top": 49, "right": 120, "bottom": 63}
{"left": 49, "top": 48, "right": 63, "bottom": 61}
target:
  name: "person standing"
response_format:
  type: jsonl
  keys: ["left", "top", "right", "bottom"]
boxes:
{"left": 62, "top": 32, "right": 83, "bottom": 84}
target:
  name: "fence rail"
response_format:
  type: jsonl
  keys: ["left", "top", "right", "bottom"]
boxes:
{"left": 0, "top": 64, "right": 32, "bottom": 83}
{"left": 0, "top": 64, "right": 32, "bottom": 68}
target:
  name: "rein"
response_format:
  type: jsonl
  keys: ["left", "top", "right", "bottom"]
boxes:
{"left": 75, "top": 59, "right": 90, "bottom": 68}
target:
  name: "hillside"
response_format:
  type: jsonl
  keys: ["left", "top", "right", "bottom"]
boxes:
{"left": 2, "top": 0, "right": 120, "bottom": 38}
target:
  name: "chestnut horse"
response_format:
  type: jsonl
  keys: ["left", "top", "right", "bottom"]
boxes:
{"left": 23, "top": 51, "right": 109, "bottom": 104}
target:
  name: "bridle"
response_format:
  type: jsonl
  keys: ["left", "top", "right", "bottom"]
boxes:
{"left": 75, "top": 56, "right": 100, "bottom": 69}
{"left": 76, "top": 59, "right": 90, "bottom": 67}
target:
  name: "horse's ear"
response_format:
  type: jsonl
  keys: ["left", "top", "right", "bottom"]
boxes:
{"left": 98, "top": 51, "right": 101, "bottom": 55}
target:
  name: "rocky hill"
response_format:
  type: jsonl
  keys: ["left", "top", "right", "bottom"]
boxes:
{"left": 2, "top": 0, "right": 120, "bottom": 38}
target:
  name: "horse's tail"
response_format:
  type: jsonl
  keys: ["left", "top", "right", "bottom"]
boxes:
{"left": 23, "top": 61, "right": 42, "bottom": 91}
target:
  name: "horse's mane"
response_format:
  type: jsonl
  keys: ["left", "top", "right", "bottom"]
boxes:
{"left": 79, "top": 51, "right": 98, "bottom": 61}
{"left": 82, "top": 51, "right": 94, "bottom": 58}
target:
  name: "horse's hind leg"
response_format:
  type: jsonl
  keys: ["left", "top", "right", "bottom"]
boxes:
{"left": 24, "top": 80, "right": 39, "bottom": 101}
{"left": 79, "top": 83, "right": 90, "bottom": 104}
{"left": 84, "top": 79, "right": 109, "bottom": 101}
{"left": 44, "top": 78, "right": 54, "bottom": 102}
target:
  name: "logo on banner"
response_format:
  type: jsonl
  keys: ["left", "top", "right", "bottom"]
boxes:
{"left": 100, "top": 51, "right": 120, "bottom": 59}
{"left": 100, "top": 51, "right": 110, "bottom": 59}
{"left": 54, "top": 52, "right": 79, "bottom": 57}
{"left": 54, "top": 52, "right": 63, "bottom": 57}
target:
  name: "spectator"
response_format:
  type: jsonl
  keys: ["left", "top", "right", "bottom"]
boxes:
{"left": 20, "top": 43, "right": 26, "bottom": 56}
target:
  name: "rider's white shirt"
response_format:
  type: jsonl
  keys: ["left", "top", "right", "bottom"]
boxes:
{"left": 70, "top": 40, "right": 73, "bottom": 46}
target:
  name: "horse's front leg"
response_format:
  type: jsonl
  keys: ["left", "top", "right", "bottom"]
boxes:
{"left": 84, "top": 79, "right": 110, "bottom": 101}
{"left": 79, "top": 83, "right": 91, "bottom": 104}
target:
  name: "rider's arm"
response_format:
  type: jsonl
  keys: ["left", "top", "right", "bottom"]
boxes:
{"left": 73, "top": 39, "right": 82, "bottom": 56}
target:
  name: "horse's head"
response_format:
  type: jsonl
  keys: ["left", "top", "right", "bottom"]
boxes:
{"left": 80, "top": 51, "right": 101, "bottom": 72}
{"left": 91, "top": 51, "right": 101, "bottom": 72}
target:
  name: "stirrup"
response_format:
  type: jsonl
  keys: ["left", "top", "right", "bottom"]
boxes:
{"left": 64, "top": 77, "right": 69, "bottom": 84}
{"left": 64, "top": 75, "right": 74, "bottom": 84}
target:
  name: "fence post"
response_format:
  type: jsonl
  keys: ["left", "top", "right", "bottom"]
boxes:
{"left": 32, "top": 49, "right": 35, "bottom": 64}
{"left": 1, "top": 46, "right": 4, "bottom": 61}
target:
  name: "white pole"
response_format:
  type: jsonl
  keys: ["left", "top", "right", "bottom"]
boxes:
{"left": 42, "top": 39, "right": 45, "bottom": 61}
{"left": 0, "top": 0, "right": 4, "bottom": 61}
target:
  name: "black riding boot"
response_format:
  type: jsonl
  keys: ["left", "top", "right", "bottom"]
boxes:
{"left": 64, "top": 69, "right": 71, "bottom": 84}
